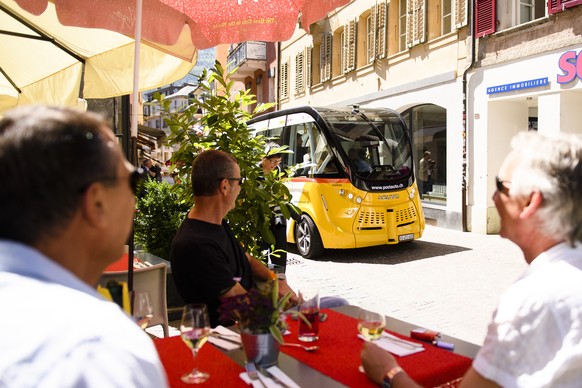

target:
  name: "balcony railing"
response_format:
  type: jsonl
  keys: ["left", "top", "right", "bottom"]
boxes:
{"left": 227, "top": 41, "right": 267, "bottom": 78}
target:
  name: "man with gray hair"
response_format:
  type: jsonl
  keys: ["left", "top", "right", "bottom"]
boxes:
{"left": 0, "top": 106, "right": 167, "bottom": 387}
{"left": 361, "top": 130, "right": 582, "bottom": 387}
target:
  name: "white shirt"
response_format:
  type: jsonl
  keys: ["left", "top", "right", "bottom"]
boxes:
{"left": 473, "top": 243, "right": 582, "bottom": 388}
{"left": 0, "top": 240, "right": 168, "bottom": 388}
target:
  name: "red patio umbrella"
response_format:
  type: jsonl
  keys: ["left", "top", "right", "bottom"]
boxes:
{"left": 14, "top": 0, "right": 350, "bottom": 54}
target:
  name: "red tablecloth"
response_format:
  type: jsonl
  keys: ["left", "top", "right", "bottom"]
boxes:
{"left": 104, "top": 253, "right": 150, "bottom": 272}
{"left": 105, "top": 253, "right": 131, "bottom": 272}
{"left": 154, "top": 336, "right": 246, "bottom": 388}
{"left": 280, "top": 309, "right": 472, "bottom": 388}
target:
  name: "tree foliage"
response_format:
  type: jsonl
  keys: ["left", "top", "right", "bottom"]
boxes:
{"left": 161, "top": 61, "right": 295, "bottom": 260}
{"left": 134, "top": 180, "right": 190, "bottom": 259}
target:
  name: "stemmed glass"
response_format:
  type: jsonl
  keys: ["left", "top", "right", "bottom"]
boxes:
{"left": 358, "top": 308, "right": 386, "bottom": 373}
{"left": 358, "top": 308, "right": 386, "bottom": 341}
{"left": 133, "top": 291, "right": 153, "bottom": 330}
{"left": 180, "top": 304, "right": 211, "bottom": 384}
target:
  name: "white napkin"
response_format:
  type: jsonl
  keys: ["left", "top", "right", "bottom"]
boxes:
{"left": 208, "top": 325, "right": 242, "bottom": 351}
{"left": 239, "top": 366, "right": 300, "bottom": 388}
{"left": 359, "top": 332, "right": 424, "bottom": 357}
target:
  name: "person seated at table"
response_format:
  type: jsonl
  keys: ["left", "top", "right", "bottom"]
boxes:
{"left": 360, "top": 130, "right": 582, "bottom": 388}
{"left": 0, "top": 106, "right": 167, "bottom": 387}
{"left": 170, "top": 149, "right": 348, "bottom": 327}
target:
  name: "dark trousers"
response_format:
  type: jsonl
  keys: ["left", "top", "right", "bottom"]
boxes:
{"left": 260, "top": 223, "right": 288, "bottom": 272}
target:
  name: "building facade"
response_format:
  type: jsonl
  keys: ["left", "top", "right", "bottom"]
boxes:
{"left": 271, "top": 0, "right": 581, "bottom": 233}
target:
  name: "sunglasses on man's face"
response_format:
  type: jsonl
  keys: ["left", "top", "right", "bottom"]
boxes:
{"left": 225, "top": 177, "right": 245, "bottom": 185}
{"left": 81, "top": 168, "right": 143, "bottom": 195}
{"left": 495, "top": 176, "right": 511, "bottom": 196}
{"left": 129, "top": 168, "right": 144, "bottom": 195}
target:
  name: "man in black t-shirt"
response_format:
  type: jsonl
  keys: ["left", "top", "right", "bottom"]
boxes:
{"left": 170, "top": 150, "right": 298, "bottom": 327}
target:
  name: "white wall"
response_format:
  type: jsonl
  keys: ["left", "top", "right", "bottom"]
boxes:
{"left": 469, "top": 45, "right": 582, "bottom": 233}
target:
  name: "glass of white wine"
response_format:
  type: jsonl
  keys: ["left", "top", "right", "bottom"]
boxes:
{"left": 133, "top": 291, "right": 153, "bottom": 330}
{"left": 358, "top": 308, "right": 387, "bottom": 374}
{"left": 180, "top": 304, "right": 211, "bottom": 384}
{"left": 358, "top": 308, "right": 386, "bottom": 341}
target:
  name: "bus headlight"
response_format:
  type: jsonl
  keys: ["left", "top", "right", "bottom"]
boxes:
{"left": 347, "top": 193, "right": 354, "bottom": 200}
{"left": 339, "top": 189, "right": 345, "bottom": 196}
{"left": 409, "top": 189, "right": 415, "bottom": 199}
{"left": 355, "top": 196, "right": 363, "bottom": 204}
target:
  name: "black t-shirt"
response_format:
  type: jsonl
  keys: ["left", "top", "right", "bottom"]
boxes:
{"left": 170, "top": 218, "right": 253, "bottom": 327}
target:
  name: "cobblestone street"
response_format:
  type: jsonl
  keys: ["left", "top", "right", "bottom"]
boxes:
{"left": 285, "top": 225, "right": 527, "bottom": 346}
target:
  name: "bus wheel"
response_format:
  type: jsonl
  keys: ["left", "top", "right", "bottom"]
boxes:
{"left": 295, "top": 215, "right": 324, "bottom": 259}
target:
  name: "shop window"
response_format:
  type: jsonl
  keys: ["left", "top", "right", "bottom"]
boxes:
{"left": 401, "top": 104, "right": 447, "bottom": 203}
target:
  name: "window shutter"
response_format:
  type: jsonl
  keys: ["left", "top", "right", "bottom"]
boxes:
{"left": 549, "top": 0, "right": 582, "bottom": 14}
{"left": 341, "top": 30, "right": 348, "bottom": 73}
{"left": 408, "top": 0, "right": 426, "bottom": 47}
{"left": 376, "top": 2, "right": 387, "bottom": 59}
{"left": 305, "top": 46, "right": 312, "bottom": 88}
{"left": 320, "top": 33, "right": 332, "bottom": 82}
{"left": 475, "top": 0, "right": 496, "bottom": 38}
{"left": 370, "top": 5, "right": 377, "bottom": 60}
{"left": 406, "top": 0, "right": 413, "bottom": 48}
{"left": 280, "top": 61, "right": 289, "bottom": 99}
{"left": 343, "top": 20, "right": 356, "bottom": 73}
{"left": 416, "top": 0, "right": 426, "bottom": 44}
{"left": 548, "top": 0, "right": 561, "bottom": 13}
{"left": 454, "top": 0, "right": 468, "bottom": 28}
{"left": 295, "top": 52, "right": 305, "bottom": 94}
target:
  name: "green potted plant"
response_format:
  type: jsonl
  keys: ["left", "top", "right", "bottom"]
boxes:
{"left": 217, "top": 281, "right": 305, "bottom": 367}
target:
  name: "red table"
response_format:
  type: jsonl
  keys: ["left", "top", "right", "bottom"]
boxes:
{"left": 280, "top": 309, "right": 472, "bottom": 387}
{"left": 154, "top": 336, "right": 246, "bottom": 387}
{"left": 153, "top": 307, "right": 475, "bottom": 387}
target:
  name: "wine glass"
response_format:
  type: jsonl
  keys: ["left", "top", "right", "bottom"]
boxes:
{"left": 133, "top": 291, "right": 153, "bottom": 330}
{"left": 358, "top": 308, "right": 386, "bottom": 341}
{"left": 358, "top": 308, "right": 386, "bottom": 374}
{"left": 180, "top": 304, "right": 211, "bottom": 384}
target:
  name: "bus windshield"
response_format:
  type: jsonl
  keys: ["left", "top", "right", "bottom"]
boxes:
{"left": 321, "top": 109, "right": 413, "bottom": 182}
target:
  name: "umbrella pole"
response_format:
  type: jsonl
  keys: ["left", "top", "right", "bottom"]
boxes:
{"left": 128, "top": 0, "right": 144, "bottom": 293}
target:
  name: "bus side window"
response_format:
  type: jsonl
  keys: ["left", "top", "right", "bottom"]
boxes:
{"left": 312, "top": 130, "right": 336, "bottom": 175}
{"left": 286, "top": 124, "right": 307, "bottom": 176}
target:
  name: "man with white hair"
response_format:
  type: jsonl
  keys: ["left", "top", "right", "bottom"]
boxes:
{"left": 361, "top": 130, "right": 582, "bottom": 388}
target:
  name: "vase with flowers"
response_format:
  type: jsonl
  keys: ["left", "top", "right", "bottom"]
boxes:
{"left": 218, "top": 280, "right": 304, "bottom": 367}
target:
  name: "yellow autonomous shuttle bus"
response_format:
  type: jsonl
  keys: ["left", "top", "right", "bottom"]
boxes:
{"left": 248, "top": 106, "right": 425, "bottom": 258}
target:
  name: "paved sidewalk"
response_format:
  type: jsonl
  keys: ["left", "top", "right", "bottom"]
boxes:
{"left": 285, "top": 225, "right": 527, "bottom": 346}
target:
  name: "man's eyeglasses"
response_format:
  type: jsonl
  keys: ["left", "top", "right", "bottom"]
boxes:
{"left": 220, "top": 177, "right": 245, "bottom": 185}
{"left": 81, "top": 168, "right": 143, "bottom": 195}
{"left": 129, "top": 168, "right": 144, "bottom": 194}
{"left": 495, "top": 176, "right": 511, "bottom": 196}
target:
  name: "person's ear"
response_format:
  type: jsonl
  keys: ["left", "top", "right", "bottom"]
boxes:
{"left": 218, "top": 179, "right": 228, "bottom": 195}
{"left": 80, "top": 183, "right": 108, "bottom": 228}
{"left": 520, "top": 190, "right": 543, "bottom": 220}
